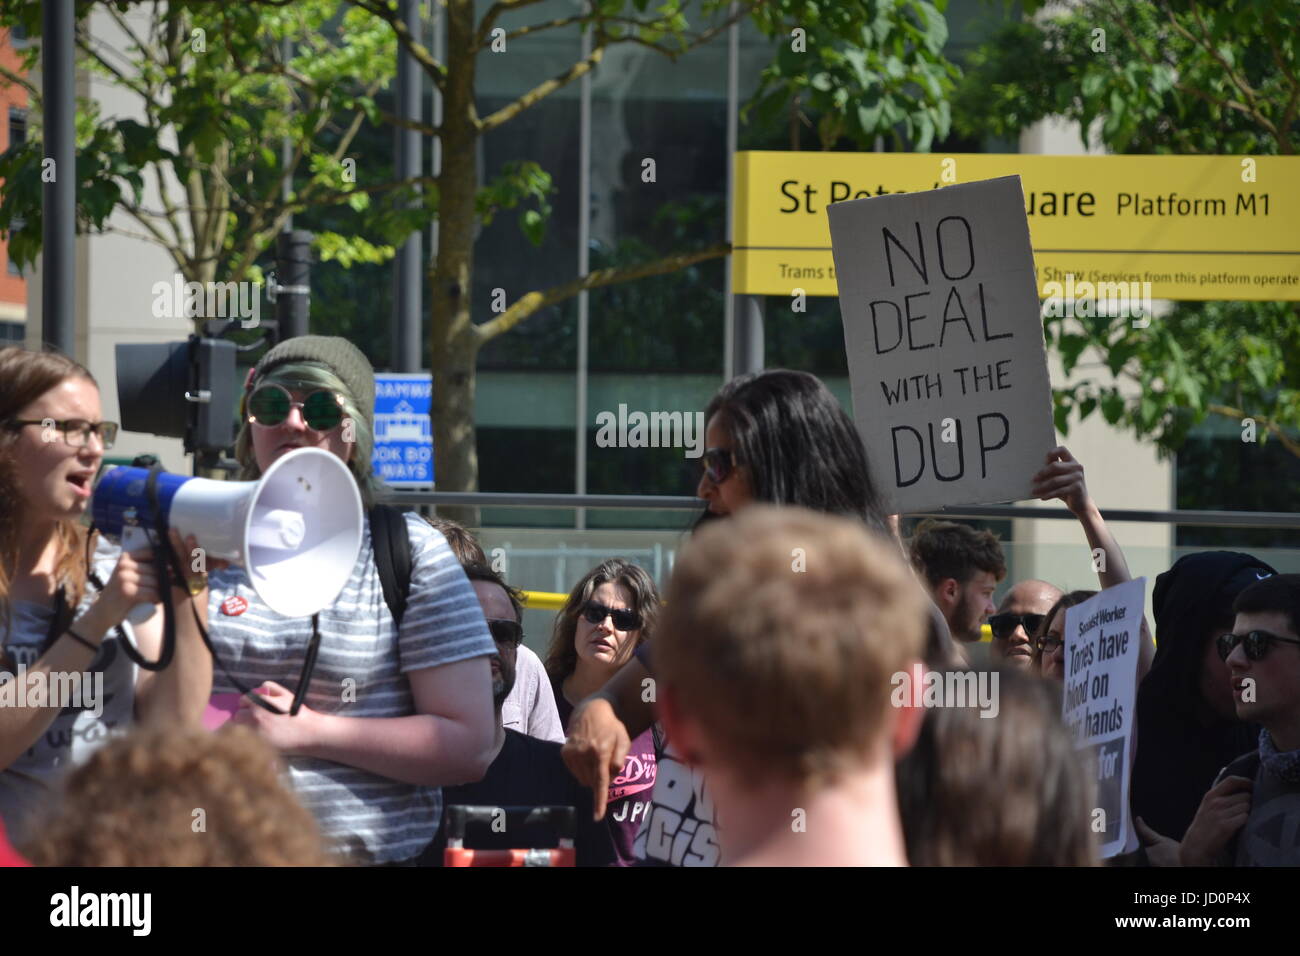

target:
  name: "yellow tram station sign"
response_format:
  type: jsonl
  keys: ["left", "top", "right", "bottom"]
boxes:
{"left": 732, "top": 152, "right": 1300, "bottom": 301}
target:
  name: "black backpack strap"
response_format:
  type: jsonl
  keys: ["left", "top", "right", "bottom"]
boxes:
{"left": 1216, "top": 749, "right": 1263, "bottom": 865}
{"left": 370, "top": 504, "right": 412, "bottom": 628}
{"left": 1217, "top": 749, "right": 1262, "bottom": 785}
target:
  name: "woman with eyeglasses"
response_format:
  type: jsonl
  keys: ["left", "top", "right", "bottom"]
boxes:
{"left": 544, "top": 559, "right": 660, "bottom": 866}
{"left": 1029, "top": 590, "right": 1097, "bottom": 680}
{"left": 0, "top": 346, "right": 212, "bottom": 849}
{"left": 207, "top": 336, "right": 496, "bottom": 866}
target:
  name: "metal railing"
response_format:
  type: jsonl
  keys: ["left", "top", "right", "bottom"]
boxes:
{"left": 389, "top": 491, "right": 1300, "bottom": 530}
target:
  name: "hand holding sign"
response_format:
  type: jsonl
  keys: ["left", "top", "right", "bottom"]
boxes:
{"left": 1031, "top": 446, "right": 1091, "bottom": 516}
{"left": 828, "top": 176, "right": 1056, "bottom": 513}
{"left": 1063, "top": 579, "right": 1144, "bottom": 858}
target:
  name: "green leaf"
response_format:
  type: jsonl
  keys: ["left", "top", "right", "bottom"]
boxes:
{"left": 1100, "top": 391, "right": 1126, "bottom": 424}
{"left": 521, "top": 209, "right": 545, "bottom": 246}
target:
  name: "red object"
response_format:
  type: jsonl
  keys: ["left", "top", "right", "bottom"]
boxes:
{"left": 442, "top": 805, "right": 577, "bottom": 867}
{"left": 445, "top": 847, "right": 575, "bottom": 867}
{"left": 0, "top": 818, "right": 30, "bottom": 867}
{"left": 220, "top": 595, "right": 248, "bottom": 617}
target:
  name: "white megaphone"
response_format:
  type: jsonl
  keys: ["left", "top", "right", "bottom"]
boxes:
{"left": 91, "top": 448, "right": 364, "bottom": 622}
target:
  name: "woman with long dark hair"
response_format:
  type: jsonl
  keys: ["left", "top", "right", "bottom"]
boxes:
{"left": 544, "top": 558, "right": 660, "bottom": 865}
{"left": 694, "top": 369, "right": 889, "bottom": 533}
{"left": 0, "top": 346, "right": 212, "bottom": 848}
{"left": 561, "top": 369, "right": 945, "bottom": 866}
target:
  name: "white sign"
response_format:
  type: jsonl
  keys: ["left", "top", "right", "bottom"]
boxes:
{"left": 1063, "top": 578, "right": 1144, "bottom": 858}
{"left": 827, "top": 175, "right": 1056, "bottom": 513}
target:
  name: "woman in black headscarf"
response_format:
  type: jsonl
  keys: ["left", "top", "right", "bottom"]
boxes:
{"left": 1131, "top": 551, "right": 1277, "bottom": 845}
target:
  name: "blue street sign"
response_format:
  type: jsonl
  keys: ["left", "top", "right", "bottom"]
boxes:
{"left": 372, "top": 373, "right": 434, "bottom": 488}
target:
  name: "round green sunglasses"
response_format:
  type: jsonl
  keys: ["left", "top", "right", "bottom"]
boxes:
{"left": 246, "top": 383, "right": 346, "bottom": 432}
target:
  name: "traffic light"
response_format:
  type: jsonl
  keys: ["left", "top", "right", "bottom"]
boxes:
{"left": 115, "top": 335, "right": 237, "bottom": 456}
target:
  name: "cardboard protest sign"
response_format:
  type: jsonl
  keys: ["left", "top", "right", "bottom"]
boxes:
{"left": 1062, "top": 579, "right": 1144, "bottom": 858}
{"left": 827, "top": 175, "right": 1056, "bottom": 513}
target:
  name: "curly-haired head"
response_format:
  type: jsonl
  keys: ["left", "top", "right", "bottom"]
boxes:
{"left": 23, "top": 725, "right": 337, "bottom": 866}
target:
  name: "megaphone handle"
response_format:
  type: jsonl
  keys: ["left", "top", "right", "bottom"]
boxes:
{"left": 120, "top": 526, "right": 157, "bottom": 626}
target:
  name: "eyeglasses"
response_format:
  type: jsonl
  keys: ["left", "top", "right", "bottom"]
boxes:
{"left": 5, "top": 418, "right": 119, "bottom": 449}
{"left": 246, "top": 383, "right": 345, "bottom": 432}
{"left": 1215, "top": 630, "right": 1300, "bottom": 662}
{"left": 1035, "top": 634, "right": 1065, "bottom": 654}
{"left": 488, "top": 619, "right": 523, "bottom": 647}
{"left": 701, "top": 447, "right": 736, "bottom": 485}
{"left": 988, "top": 612, "right": 1046, "bottom": 642}
{"left": 581, "top": 600, "right": 641, "bottom": 632}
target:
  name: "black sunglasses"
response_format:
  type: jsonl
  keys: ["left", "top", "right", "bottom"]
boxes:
{"left": 701, "top": 447, "right": 736, "bottom": 485}
{"left": 488, "top": 619, "right": 523, "bottom": 647}
{"left": 1216, "top": 630, "right": 1300, "bottom": 662}
{"left": 247, "top": 383, "right": 346, "bottom": 432}
{"left": 988, "top": 612, "right": 1046, "bottom": 641}
{"left": 581, "top": 600, "right": 641, "bottom": 632}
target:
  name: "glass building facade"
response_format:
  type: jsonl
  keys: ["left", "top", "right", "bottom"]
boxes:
{"left": 292, "top": 0, "right": 1295, "bottom": 551}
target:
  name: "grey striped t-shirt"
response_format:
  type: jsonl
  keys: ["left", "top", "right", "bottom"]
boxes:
{"left": 206, "top": 512, "right": 495, "bottom": 864}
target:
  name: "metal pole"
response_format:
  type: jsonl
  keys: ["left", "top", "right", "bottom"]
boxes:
{"left": 722, "top": 4, "right": 739, "bottom": 382}
{"left": 429, "top": 1, "right": 443, "bottom": 290}
{"left": 275, "top": 230, "right": 312, "bottom": 341}
{"left": 42, "top": 0, "right": 75, "bottom": 354}
{"left": 733, "top": 294, "right": 764, "bottom": 375}
{"left": 282, "top": 35, "right": 293, "bottom": 229}
{"left": 575, "top": 7, "right": 592, "bottom": 531}
{"left": 393, "top": 0, "right": 422, "bottom": 371}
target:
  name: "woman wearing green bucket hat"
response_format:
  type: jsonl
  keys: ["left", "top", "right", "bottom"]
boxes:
{"left": 208, "top": 336, "right": 497, "bottom": 866}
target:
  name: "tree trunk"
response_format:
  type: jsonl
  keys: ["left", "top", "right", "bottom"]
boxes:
{"left": 429, "top": 0, "right": 482, "bottom": 528}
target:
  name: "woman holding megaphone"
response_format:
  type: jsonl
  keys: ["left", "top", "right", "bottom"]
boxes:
{"left": 208, "top": 336, "right": 496, "bottom": 866}
{"left": 0, "top": 346, "right": 213, "bottom": 849}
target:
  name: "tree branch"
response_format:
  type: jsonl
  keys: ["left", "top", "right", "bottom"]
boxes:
{"left": 480, "top": 3, "right": 752, "bottom": 133}
{"left": 604, "top": 6, "right": 754, "bottom": 63}
{"left": 1162, "top": 2, "right": 1277, "bottom": 137}
{"left": 0, "top": 62, "right": 38, "bottom": 100}
{"left": 479, "top": 43, "right": 605, "bottom": 133}
{"left": 501, "top": 13, "right": 590, "bottom": 42}
{"left": 1099, "top": 0, "right": 1260, "bottom": 140}
{"left": 1262, "top": 24, "right": 1300, "bottom": 154}
{"left": 1207, "top": 403, "right": 1300, "bottom": 458}
{"left": 351, "top": 0, "right": 446, "bottom": 92}
{"left": 478, "top": 0, "right": 552, "bottom": 47}
{"left": 373, "top": 108, "right": 439, "bottom": 136}
{"left": 477, "top": 241, "right": 730, "bottom": 341}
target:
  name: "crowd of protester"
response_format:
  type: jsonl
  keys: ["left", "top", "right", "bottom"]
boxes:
{"left": 2, "top": 339, "right": 1297, "bottom": 867}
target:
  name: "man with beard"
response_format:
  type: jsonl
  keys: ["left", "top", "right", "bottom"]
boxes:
{"left": 909, "top": 519, "right": 1006, "bottom": 648}
{"left": 418, "top": 564, "right": 615, "bottom": 866}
